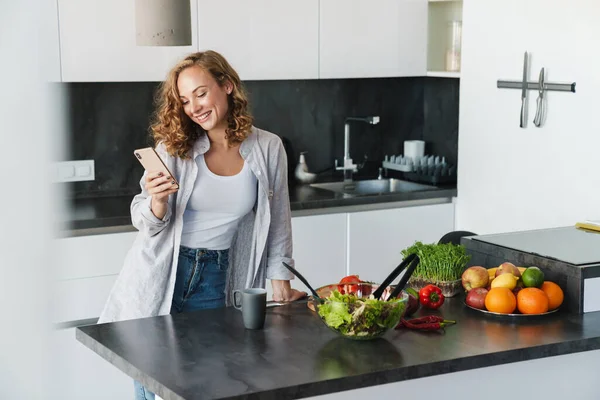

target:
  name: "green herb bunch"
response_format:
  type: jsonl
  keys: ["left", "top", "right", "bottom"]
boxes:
{"left": 400, "top": 241, "right": 471, "bottom": 282}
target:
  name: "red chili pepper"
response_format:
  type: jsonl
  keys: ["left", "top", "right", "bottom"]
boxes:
{"left": 405, "top": 315, "right": 445, "bottom": 324}
{"left": 396, "top": 318, "right": 456, "bottom": 330}
{"left": 395, "top": 316, "right": 442, "bottom": 329}
{"left": 419, "top": 284, "right": 445, "bottom": 309}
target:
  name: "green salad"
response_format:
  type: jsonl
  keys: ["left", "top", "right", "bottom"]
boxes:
{"left": 317, "top": 291, "right": 405, "bottom": 338}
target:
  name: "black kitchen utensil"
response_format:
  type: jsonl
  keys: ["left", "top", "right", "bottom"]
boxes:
{"left": 372, "top": 253, "right": 420, "bottom": 300}
{"left": 282, "top": 262, "right": 324, "bottom": 303}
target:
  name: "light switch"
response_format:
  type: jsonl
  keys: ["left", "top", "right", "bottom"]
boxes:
{"left": 75, "top": 165, "right": 91, "bottom": 178}
{"left": 58, "top": 165, "right": 75, "bottom": 180}
{"left": 53, "top": 160, "right": 95, "bottom": 183}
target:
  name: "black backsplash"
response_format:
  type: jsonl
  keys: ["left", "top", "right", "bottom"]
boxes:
{"left": 63, "top": 77, "right": 459, "bottom": 198}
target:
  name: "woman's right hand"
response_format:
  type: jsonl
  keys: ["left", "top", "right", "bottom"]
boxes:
{"left": 145, "top": 171, "right": 178, "bottom": 219}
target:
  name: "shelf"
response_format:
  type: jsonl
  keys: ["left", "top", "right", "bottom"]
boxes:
{"left": 427, "top": 0, "right": 463, "bottom": 73}
{"left": 426, "top": 71, "right": 460, "bottom": 78}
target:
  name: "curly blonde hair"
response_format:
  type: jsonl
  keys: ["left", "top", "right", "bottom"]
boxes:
{"left": 150, "top": 51, "right": 253, "bottom": 159}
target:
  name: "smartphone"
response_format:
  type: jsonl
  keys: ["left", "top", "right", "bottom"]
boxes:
{"left": 133, "top": 147, "right": 179, "bottom": 189}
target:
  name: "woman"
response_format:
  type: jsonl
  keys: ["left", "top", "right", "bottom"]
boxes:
{"left": 97, "top": 50, "right": 306, "bottom": 399}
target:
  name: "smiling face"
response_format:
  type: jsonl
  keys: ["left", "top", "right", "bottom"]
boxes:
{"left": 177, "top": 65, "right": 233, "bottom": 133}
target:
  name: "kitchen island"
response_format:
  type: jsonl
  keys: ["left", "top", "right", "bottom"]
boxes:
{"left": 56, "top": 180, "right": 458, "bottom": 399}
{"left": 76, "top": 297, "right": 600, "bottom": 400}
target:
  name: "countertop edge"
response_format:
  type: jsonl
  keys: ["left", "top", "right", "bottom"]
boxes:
{"left": 59, "top": 189, "right": 457, "bottom": 238}
{"left": 263, "top": 339, "right": 600, "bottom": 400}
{"left": 75, "top": 324, "right": 600, "bottom": 400}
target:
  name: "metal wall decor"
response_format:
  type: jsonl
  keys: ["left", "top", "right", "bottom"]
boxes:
{"left": 497, "top": 51, "right": 576, "bottom": 128}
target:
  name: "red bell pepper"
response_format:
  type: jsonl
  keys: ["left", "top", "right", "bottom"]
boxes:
{"left": 337, "top": 275, "right": 362, "bottom": 295}
{"left": 419, "top": 284, "right": 445, "bottom": 309}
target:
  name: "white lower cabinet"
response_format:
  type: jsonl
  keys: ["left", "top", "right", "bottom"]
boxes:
{"left": 348, "top": 203, "right": 455, "bottom": 283}
{"left": 270, "top": 213, "right": 347, "bottom": 299}
{"left": 54, "top": 231, "right": 138, "bottom": 281}
{"left": 51, "top": 231, "right": 137, "bottom": 399}
{"left": 48, "top": 326, "right": 132, "bottom": 400}
{"left": 52, "top": 231, "right": 137, "bottom": 323}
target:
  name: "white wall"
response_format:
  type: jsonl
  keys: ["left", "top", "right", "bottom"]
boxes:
{"left": 456, "top": 0, "right": 600, "bottom": 234}
{"left": 0, "top": 0, "right": 62, "bottom": 398}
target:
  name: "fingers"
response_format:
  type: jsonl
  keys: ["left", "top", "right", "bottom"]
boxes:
{"left": 148, "top": 179, "right": 177, "bottom": 194}
{"left": 273, "top": 289, "right": 308, "bottom": 302}
{"left": 291, "top": 290, "right": 308, "bottom": 302}
{"left": 145, "top": 171, "right": 174, "bottom": 187}
{"left": 145, "top": 172, "right": 177, "bottom": 194}
{"left": 145, "top": 171, "right": 165, "bottom": 183}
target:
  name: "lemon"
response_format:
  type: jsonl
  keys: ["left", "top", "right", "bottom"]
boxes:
{"left": 487, "top": 268, "right": 497, "bottom": 281}
{"left": 491, "top": 273, "right": 519, "bottom": 290}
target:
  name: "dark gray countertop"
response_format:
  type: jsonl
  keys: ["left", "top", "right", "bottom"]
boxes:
{"left": 76, "top": 298, "right": 600, "bottom": 400}
{"left": 59, "top": 180, "right": 457, "bottom": 236}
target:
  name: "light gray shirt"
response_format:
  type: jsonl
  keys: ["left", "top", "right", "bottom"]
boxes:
{"left": 98, "top": 127, "right": 294, "bottom": 323}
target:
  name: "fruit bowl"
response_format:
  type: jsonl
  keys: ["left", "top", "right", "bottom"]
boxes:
{"left": 312, "top": 283, "right": 409, "bottom": 341}
{"left": 464, "top": 302, "right": 560, "bottom": 319}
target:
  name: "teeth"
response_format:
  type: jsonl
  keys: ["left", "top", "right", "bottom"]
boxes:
{"left": 198, "top": 111, "right": 210, "bottom": 119}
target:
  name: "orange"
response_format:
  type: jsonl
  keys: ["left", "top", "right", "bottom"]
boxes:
{"left": 541, "top": 281, "right": 564, "bottom": 310}
{"left": 517, "top": 288, "right": 549, "bottom": 314}
{"left": 485, "top": 287, "right": 517, "bottom": 314}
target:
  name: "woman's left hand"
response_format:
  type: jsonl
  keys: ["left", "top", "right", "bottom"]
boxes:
{"left": 271, "top": 280, "right": 307, "bottom": 302}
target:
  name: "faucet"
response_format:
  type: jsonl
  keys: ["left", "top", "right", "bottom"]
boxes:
{"left": 335, "top": 116, "right": 380, "bottom": 182}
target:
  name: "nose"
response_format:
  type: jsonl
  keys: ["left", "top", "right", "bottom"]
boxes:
{"left": 190, "top": 97, "right": 202, "bottom": 114}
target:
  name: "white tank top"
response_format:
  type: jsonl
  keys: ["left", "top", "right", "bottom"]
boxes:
{"left": 180, "top": 155, "right": 257, "bottom": 250}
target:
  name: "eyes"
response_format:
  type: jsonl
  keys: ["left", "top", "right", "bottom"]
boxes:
{"left": 181, "top": 92, "right": 207, "bottom": 105}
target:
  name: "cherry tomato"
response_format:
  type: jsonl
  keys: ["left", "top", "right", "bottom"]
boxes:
{"left": 337, "top": 275, "right": 362, "bottom": 295}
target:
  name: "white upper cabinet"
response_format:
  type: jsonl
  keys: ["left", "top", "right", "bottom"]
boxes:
{"left": 197, "top": 0, "right": 319, "bottom": 81}
{"left": 57, "top": 0, "right": 198, "bottom": 82}
{"left": 319, "top": 0, "right": 428, "bottom": 79}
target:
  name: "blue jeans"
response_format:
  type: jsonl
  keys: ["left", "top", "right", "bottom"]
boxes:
{"left": 134, "top": 246, "right": 229, "bottom": 400}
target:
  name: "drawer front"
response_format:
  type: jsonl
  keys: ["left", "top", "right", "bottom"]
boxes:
{"left": 55, "top": 232, "right": 137, "bottom": 280}
{"left": 52, "top": 275, "right": 117, "bottom": 324}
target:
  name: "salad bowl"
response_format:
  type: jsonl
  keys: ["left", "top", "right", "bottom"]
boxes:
{"left": 311, "top": 283, "right": 409, "bottom": 340}
{"left": 284, "top": 254, "right": 419, "bottom": 340}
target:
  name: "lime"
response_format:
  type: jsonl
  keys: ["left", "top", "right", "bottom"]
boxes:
{"left": 521, "top": 267, "right": 545, "bottom": 288}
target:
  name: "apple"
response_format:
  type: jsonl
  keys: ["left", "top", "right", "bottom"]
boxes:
{"left": 466, "top": 287, "right": 489, "bottom": 310}
{"left": 512, "top": 286, "right": 523, "bottom": 296}
{"left": 495, "top": 262, "right": 522, "bottom": 278}
{"left": 462, "top": 266, "right": 489, "bottom": 292}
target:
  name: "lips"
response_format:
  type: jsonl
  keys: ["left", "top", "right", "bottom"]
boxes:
{"left": 194, "top": 110, "right": 211, "bottom": 123}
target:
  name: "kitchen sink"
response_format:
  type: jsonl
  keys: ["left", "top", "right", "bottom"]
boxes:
{"left": 310, "top": 178, "right": 436, "bottom": 196}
